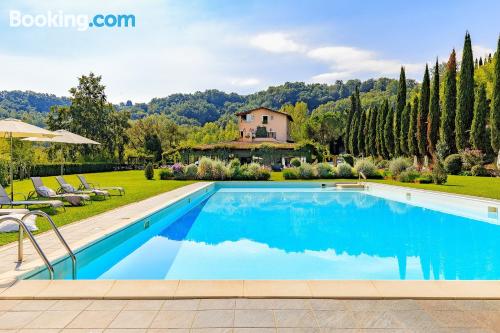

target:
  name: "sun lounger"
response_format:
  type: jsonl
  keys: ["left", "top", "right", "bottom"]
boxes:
{"left": 56, "top": 176, "right": 109, "bottom": 199}
{"left": 29, "top": 177, "right": 90, "bottom": 206}
{"left": 77, "top": 174, "right": 125, "bottom": 196}
{"left": 0, "top": 211, "right": 37, "bottom": 232}
{"left": 0, "top": 184, "right": 65, "bottom": 211}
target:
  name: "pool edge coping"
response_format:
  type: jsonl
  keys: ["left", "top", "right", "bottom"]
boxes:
{"left": 2, "top": 280, "right": 500, "bottom": 300}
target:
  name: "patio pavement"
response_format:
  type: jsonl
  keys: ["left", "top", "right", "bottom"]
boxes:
{"left": 0, "top": 298, "right": 499, "bottom": 332}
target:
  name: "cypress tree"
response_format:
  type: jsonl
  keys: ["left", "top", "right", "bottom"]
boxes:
{"left": 479, "top": 57, "right": 483, "bottom": 66}
{"left": 383, "top": 100, "right": 394, "bottom": 157}
{"left": 357, "top": 108, "right": 366, "bottom": 156}
{"left": 346, "top": 94, "right": 356, "bottom": 154}
{"left": 440, "top": 49, "right": 457, "bottom": 155}
{"left": 408, "top": 96, "right": 419, "bottom": 156}
{"left": 364, "top": 109, "right": 371, "bottom": 156}
{"left": 471, "top": 83, "right": 488, "bottom": 152}
{"left": 368, "top": 106, "right": 378, "bottom": 156}
{"left": 376, "top": 103, "right": 385, "bottom": 157}
{"left": 394, "top": 67, "right": 406, "bottom": 156}
{"left": 417, "top": 65, "right": 430, "bottom": 157}
{"left": 400, "top": 102, "right": 411, "bottom": 155}
{"left": 456, "top": 31, "right": 475, "bottom": 151}
{"left": 427, "top": 59, "right": 440, "bottom": 155}
{"left": 348, "top": 86, "right": 361, "bottom": 156}
{"left": 491, "top": 36, "right": 500, "bottom": 156}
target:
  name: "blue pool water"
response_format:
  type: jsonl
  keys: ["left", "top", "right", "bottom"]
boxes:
{"left": 27, "top": 183, "right": 500, "bottom": 280}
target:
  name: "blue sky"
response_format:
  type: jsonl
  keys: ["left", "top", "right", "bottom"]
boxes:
{"left": 0, "top": 0, "right": 498, "bottom": 102}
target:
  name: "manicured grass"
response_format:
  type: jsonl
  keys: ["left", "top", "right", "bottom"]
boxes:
{"left": 0, "top": 170, "right": 195, "bottom": 246}
{"left": 270, "top": 171, "right": 500, "bottom": 200}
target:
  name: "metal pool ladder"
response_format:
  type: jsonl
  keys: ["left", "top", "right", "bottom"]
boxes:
{"left": 0, "top": 210, "right": 77, "bottom": 280}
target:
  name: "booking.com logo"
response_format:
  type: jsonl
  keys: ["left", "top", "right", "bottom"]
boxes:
{"left": 9, "top": 10, "right": 136, "bottom": 31}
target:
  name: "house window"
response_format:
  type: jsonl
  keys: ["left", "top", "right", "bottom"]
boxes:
{"left": 240, "top": 131, "right": 243, "bottom": 138}
{"left": 262, "top": 115, "right": 268, "bottom": 124}
{"left": 243, "top": 114, "right": 253, "bottom": 122}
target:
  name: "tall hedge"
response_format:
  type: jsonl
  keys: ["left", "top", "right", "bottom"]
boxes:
{"left": 427, "top": 59, "right": 440, "bottom": 155}
{"left": 456, "top": 32, "right": 475, "bottom": 151}
{"left": 440, "top": 49, "right": 457, "bottom": 155}
{"left": 417, "top": 65, "right": 430, "bottom": 157}
{"left": 28, "top": 163, "right": 122, "bottom": 177}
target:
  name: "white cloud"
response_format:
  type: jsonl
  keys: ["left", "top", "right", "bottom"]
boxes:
{"left": 473, "top": 44, "right": 494, "bottom": 59}
{"left": 229, "top": 78, "right": 261, "bottom": 87}
{"left": 248, "top": 33, "right": 425, "bottom": 83}
{"left": 307, "top": 46, "right": 423, "bottom": 83}
{"left": 249, "top": 32, "right": 306, "bottom": 54}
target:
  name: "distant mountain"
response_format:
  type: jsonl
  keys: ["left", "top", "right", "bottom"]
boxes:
{"left": 2, "top": 78, "right": 418, "bottom": 127}
{"left": 0, "top": 90, "right": 70, "bottom": 127}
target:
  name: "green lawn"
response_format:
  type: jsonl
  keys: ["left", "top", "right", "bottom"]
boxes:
{"left": 270, "top": 172, "right": 500, "bottom": 200}
{"left": 0, "top": 170, "right": 195, "bottom": 246}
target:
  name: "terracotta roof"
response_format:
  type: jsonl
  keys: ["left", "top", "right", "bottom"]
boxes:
{"left": 235, "top": 107, "right": 293, "bottom": 121}
{"left": 189, "top": 140, "right": 297, "bottom": 151}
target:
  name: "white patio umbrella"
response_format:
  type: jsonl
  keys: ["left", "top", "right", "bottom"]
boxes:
{"left": 23, "top": 129, "right": 100, "bottom": 175}
{"left": 0, "top": 118, "right": 59, "bottom": 199}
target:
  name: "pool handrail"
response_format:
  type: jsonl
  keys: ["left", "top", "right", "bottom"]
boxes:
{"left": 21, "top": 211, "right": 76, "bottom": 280}
{"left": 0, "top": 215, "right": 54, "bottom": 279}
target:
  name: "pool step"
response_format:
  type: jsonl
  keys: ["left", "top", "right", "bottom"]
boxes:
{"left": 335, "top": 183, "right": 366, "bottom": 189}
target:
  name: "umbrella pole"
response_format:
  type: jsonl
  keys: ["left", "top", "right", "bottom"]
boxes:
{"left": 10, "top": 133, "right": 13, "bottom": 201}
{"left": 60, "top": 144, "right": 64, "bottom": 176}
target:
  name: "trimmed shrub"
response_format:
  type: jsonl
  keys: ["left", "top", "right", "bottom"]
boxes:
{"left": 212, "top": 160, "right": 229, "bottom": 180}
{"left": 336, "top": 163, "right": 354, "bottom": 178}
{"left": 388, "top": 157, "right": 411, "bottom": 176}
{"left": 340, "top": 154, "right": 354, "bottom": 166}
{"left": 444, "top": 154, "right": 462, "bottom": 175}
{"left": 229, "top": 158, "right": 241, "bottom": 169}
{"left": 159, "top": 168, "right": 173, "bottom": 180}
{"left": 283, "top": 168, "right": 300, "bottom": 179}
{"left": 460, "top": 148, "right": 484, "bottom": 171}
{"left": 471, "top": 165, "right": 489, "bottom": 176}
{"left": 172, "top": 163, "right": 185, "bottom": 180}
{"left": 184, "top": 164, "right": 198, "bottom": 179}
{"left": 240, "top": 163, "right": 270, "bottom": 180}
{"left": 29, "top": 163, "right": 121, "bottom": 177}
{"left": 397, "top": 170, "right": 421, "bottom": 183}
{"left": 144, "top": 163, "right": 154, "bottom": 180}
{"left": 290, "top": 158, "right": 301, "bottom": 167}
{"left": 432, "top": 162, "right": 448, "bottom": 184}
{"left": 0, "top": 159, "right": 9, "bottom": 186}
{"left": 416, "top": 172, "right": 432, "bottom": 184}
{"left": 298, "top": 163, "right": 317, "bottom": 179}
{"left": 354, "top": 159, "right": 378, "bottom": 177}
{"left": 315, "top": 163, "right": 335, "bottom": 179}
{"left": 376, "top": 159, "right": 389, "bottom": 169}
{"left": 197, "top": 157, "right": 214, "bottom": 180}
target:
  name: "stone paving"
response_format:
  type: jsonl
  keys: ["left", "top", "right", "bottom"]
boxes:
{"left": 0, "top": 299, "right": 499, "bottom": 332}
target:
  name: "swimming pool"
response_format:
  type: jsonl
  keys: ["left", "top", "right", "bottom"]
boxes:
{"left": 26, "top": 182, "right": 500, "bottom": 280}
